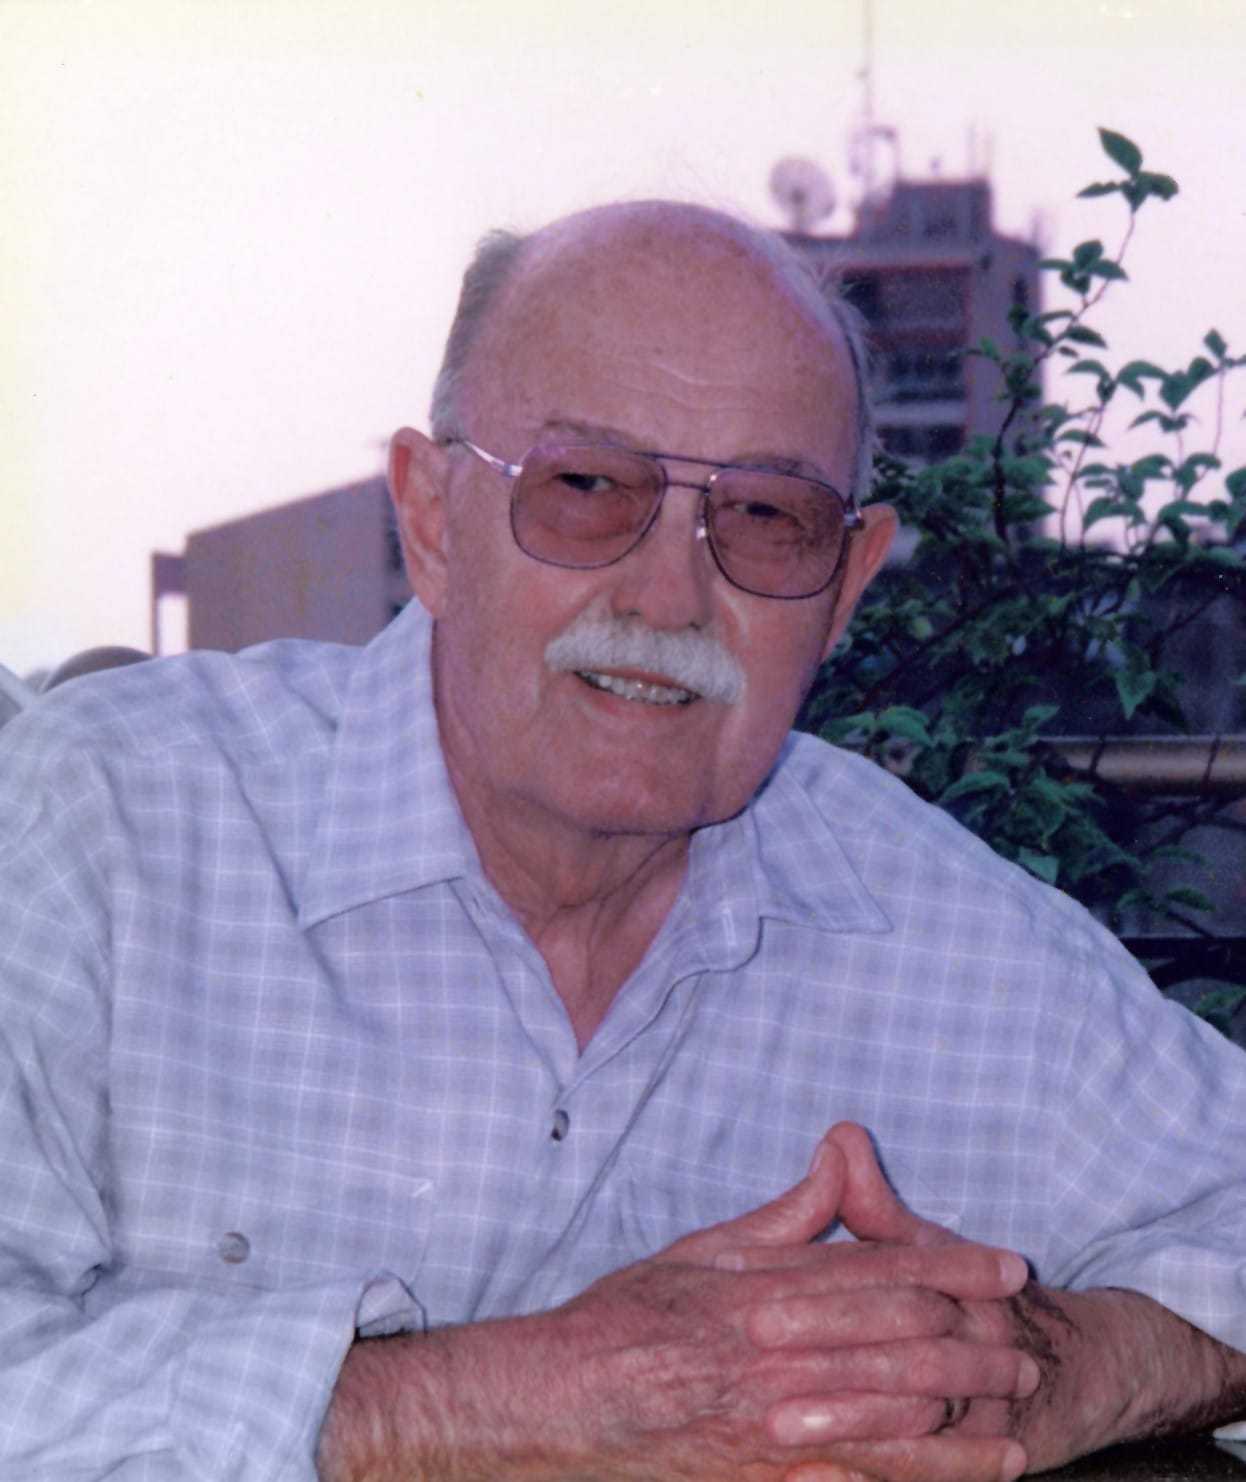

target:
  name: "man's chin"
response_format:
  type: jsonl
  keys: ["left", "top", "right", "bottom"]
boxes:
{"left": 553, "top": 777, "right": 755, "bottom": 842}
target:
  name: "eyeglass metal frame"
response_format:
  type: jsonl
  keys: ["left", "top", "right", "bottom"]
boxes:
{"left": 446, "top": 437, "right": 863, "bottom": 601}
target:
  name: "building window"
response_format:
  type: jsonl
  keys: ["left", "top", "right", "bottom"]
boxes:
{"left": 880, "top": 349, "right": 965, "bottom": 404}
{"left": 879, "top": 269, "right": 966, "bottom": 330}
{"left": 880, "top": 423, "right": 965, "bottom": 461}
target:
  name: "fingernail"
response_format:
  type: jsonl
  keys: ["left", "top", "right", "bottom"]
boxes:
{"left": 1000, "top": 1441, "right": 1027, "bottom": 1482}
{"left": 811, "top": 1137, "right": 833, "bottom": 1175}
{"left": 1016, "top": 1354, "right": 1041, "bottom": 1398}
{"left": 772, "top": 1403, "right": 831, "bottom": 1445}
{"left": 1000, "top": 1251, "right": 1030, "bottom": 1289}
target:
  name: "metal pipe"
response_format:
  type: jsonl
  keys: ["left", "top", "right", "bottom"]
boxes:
{"left": 1046, "top": 737, "right": 1246, "bottom": 797}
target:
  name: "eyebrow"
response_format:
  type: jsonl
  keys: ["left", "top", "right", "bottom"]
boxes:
{"left": 535, "top": 417, "right": 837, "bottom": 485}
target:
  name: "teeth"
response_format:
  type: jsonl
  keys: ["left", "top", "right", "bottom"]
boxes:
{"left": 579, "top": 671, "right": 695, "bottom": 706}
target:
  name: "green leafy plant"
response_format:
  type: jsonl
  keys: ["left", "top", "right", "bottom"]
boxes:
{"left": 801, "top": 129, "right": 1246, "bottom": 1029}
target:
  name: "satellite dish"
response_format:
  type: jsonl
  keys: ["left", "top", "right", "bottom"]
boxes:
{"left": 769, "top": 157, "right": 837, "bottom": 234}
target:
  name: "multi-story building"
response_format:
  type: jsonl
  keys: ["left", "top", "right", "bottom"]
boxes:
{"left": 787, "top": 176, "right": 1040, "bottom": 462}
{"left": 151, "top": 476, "right": 409, "bottom": 655}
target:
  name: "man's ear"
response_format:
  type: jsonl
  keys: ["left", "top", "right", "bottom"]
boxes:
{"left": 389, "top": 427, "right": 452, "bottom": 616}
{"left": 820, "top": 503, "right": 897, "bottom": 662}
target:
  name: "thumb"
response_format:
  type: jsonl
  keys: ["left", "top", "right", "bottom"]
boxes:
{"left": 831, "top": 1121, "right": 961, "bottom": 1248}
{"left": 666, "top": 1134, "right": 845, "bottom": 1264}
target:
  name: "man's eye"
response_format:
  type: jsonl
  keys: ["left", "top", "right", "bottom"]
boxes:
{"left": 557, "top": 472, "right": 616, "bottom": 494}
{"left": 735, "top": 499, "right": 803, "bottom": 529}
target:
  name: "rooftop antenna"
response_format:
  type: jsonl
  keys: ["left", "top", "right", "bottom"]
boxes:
{"left": 849, "top": 0, "right": 898, "bottom": 214}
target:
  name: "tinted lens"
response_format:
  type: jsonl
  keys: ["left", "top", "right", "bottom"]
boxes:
{"left": 707, "top": 469, "right": 847, "bottom": 598}
{"left": 512, "top": 445, "right": 663, "bottom": 567}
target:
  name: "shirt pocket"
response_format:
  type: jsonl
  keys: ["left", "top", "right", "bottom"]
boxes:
{"left": 115, "top": 1125, "right": 435, "bottom": 1293}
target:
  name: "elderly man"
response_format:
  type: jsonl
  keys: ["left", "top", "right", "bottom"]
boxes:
{"left": 3, "top": 202, "right": 1246, "bottom": 1482}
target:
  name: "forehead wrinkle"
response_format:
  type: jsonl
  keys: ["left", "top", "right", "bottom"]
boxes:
{"left": 528, "top": 417, "right": 838, "bottom": 485}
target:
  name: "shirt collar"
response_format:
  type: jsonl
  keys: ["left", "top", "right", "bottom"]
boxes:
{"left": 746, "top": 735, "right": 893, "bottom": 934}
{"left": 298, "top": 602, "right": 481, "bottom": 928}
{"left": 679, "top": 734, "right": 892, "bottom": 972}
{"left": 299, "top": 605, "right": 891, "bottom": 944}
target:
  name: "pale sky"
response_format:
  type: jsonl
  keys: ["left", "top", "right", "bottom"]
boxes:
{"left": 3, "top": 0, "right": 1244, "bottom": 676}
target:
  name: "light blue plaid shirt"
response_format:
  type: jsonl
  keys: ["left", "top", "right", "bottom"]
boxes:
{"left": 3, "top": 599, "right": 1246, "bottom": 1480}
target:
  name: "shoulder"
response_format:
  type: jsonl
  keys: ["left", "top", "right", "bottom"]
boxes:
{"left": 0, "top": 639, "right": 360, "bottom": 841}
{"left": 764, "top": 730, "right": 1142, "bottom": 982}
{"left": 3, "top": 639, "right": 356, "bottom": 768}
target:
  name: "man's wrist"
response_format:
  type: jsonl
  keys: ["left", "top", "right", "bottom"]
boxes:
{"left": 316, "top": 1309, "right": 591, "bottom": 1482}
{"left": 1006, "top": 1286, "right": 1246, "bottom": 1470}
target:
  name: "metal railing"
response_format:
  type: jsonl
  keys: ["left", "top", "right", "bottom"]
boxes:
{"left": 1048, "top": 736, "right": 1246, "bottom": 798}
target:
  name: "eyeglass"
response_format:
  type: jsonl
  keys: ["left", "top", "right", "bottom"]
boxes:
{"left": 447, "top": 438, "right": 861, "bottom": 600}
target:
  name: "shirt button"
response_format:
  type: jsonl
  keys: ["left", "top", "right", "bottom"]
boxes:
{"left": 550, "top": 1109, "right": 570, "bottom": 1141}
{"left": 217, "top": 1231, "right": 251, "bottom": 1264}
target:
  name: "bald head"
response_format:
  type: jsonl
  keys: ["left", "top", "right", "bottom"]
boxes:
{"left": 430, "top": 201, "right": 874, "bottom": 501}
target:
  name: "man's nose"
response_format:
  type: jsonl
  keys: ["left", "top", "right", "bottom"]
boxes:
{"left": 607, "top": 482, "right": 717, "bottom": 631}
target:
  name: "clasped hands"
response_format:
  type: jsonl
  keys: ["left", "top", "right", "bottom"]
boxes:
{"left": 554, "top": 1123, "right": 1037, "bottom": 1482}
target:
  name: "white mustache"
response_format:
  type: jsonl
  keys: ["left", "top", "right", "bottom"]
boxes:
{"left": 544, "top": 615, "right": 745, "bottom": 705}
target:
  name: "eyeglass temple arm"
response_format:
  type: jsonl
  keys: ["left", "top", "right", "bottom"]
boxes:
{"left": 447, "top": 438, "right": 524, "bottom": 480}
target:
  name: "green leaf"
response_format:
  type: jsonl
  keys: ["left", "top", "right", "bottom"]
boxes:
{"left": 1071, "top": 239, "right": 1104, "bottom": 269}
{"left": 1138, "top": 171, "right": 1178, "bottom": 201}
{"left": 1186, "top": 355, "right": 1215, "bottom": 387}
{"left": 1017, "top": 848, "right": 1059, "bottom": 885}
{"left": 1173, "top": 453, "right": 1221, "bottom": 491}
{"left": 1165, "top": 886, "right": 1215, "bottom": 914}
{"left": 877, "top": 706, "right": 933, "bottom": 748}
{"left": 1114, "top": 649, "right": 1157, "bottom": 721}
{"left": 1117, "top": 359, "right": 1167, "bottom": 393}
{"left": 1068, "top": 358, "right": 1111, "bottom": 379}
{"left": 1160, "top": 373, "right": 1192, "bottom": 410}
{"left": 1064, "top": 325, "right": 1108, "bottom": 348}
{"left": 1125, "top": 450, "right": 1167, "bottom": 480}
{"left": 1084, "top": 496, "right": 1130, "bottom": 530}
{"left": 819, "top": 711, "right": 877, "bottom": 746}
{"left": 1122, "top": 171, "right": 1179, "bottom": 210}
{"left": 1115, "top": 887, "right": 1157, "bottom": 916}
{"left": 1128, "top": 410, "right": 1166, "bottom": 430}
{"left": 1193, "top": 987, "right": 1246, "bottom": 1037}
{"left": 940, "top": 770, "right": 1010, "bottom": 804}
{"left": 1090, "top": 260, "right": 1128, "bottom": 281}
{"left": 1099, "top": 127, "right": 1143, "bottom": 175}
{"left": 1205, "top": 329, "right": 1229, "bottom": 360}
{"left": 1077, "top": 182, "right": 1120, "bottom": 199}
{"left": 1227, "top": 467, "right": 1246, "bottom": 500}
{"left": 1023, "top": 704, "right": 1061, "bottom": 729}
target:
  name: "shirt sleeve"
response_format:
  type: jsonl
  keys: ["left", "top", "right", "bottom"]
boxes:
{"left": 0, "top": 717, "right": 423, "bottom": 1481}
{"left": 1043, "top": 927, "right": 1246, "bottom": 1354}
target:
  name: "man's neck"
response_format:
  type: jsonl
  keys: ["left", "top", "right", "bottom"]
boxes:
{"left": 443, "top": 748, "right": 691, "bottom": 1050}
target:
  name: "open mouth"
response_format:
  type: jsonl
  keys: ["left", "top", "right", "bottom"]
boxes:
{"left": 577, "top": 670, "right": 697, "bottom": 707}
